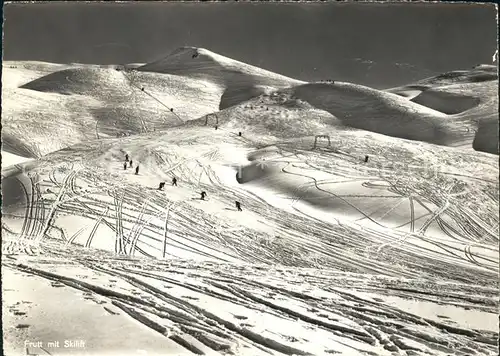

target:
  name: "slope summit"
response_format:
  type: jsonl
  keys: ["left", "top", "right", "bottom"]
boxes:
{"left": 138, "top": 47, "right": 302, "bottom": 109}
{"left": 138, "top": 47, "right": 301, "bottom": 85}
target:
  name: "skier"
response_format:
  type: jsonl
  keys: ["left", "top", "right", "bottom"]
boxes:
{"left": 170, "top": 108, "right": 174, "bottom": 112}
{"left": 215, "top": 125, "right": 218, "bottom": 130}
{"left": 172, "top": 177, "right": 177, "bottom": 186}
{"left": 200, "top": 191, "right": 207, "bottom": 200}
{"left": 125, "top": 154, "right": 129, "bottom": 161}
{"left": 364, "top": 155, "right": 369, "bottom": 163}
{"left": 129, "top": 160, "right": 133, "bottom": 167}
{"left": 158, "top": 182, "right": 165, "bottom": 190}
{"left": 135, "top": 166, "right": 139, "bottom": 175}
{"left": 141, "top": 87, "right": 145, "bottom": 91}
{"left": 123, "top": 162, "right": 127, "bottom": 170}
{"left": 238, "top": 132, "right": 242, "bottom": 137}
{"left": 235, "top": 201, "right": 242, "bottom": 211}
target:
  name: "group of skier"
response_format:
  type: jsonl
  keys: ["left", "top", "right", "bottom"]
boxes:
{"left": 158, "top": 177, "right": 177, "bottom": 190}
{"left": 122, "top": 153, "right": 242, "bottom": 211}
{"left": 123, "top": 154, "right": 139, "bottom": 175}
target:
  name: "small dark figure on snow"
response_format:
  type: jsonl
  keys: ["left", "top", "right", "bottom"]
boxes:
{"left": 123, "top": 162, "right": 127, "bottom": 170}
{"left": 172, "top": 177, "right": 177, "bottom": 186}
{"left": 200, "top": 191, "right": 207, "bottom": 200}
{"left": 158, "top": 182, "right": 165, "bottom": 190}
{"left": 141, "top": 87, "right": 145, "bottom": 91}
{"left": 129, "top": 160, "right": 133, "bottom": 167}
{"left": 215, "top": 125, "right": 218, "bottom": 130}
{"left": 238, "top": 132, "right": 242, "bottom": 136}
{"left": 170, "top": 108, "right": 174, "bottom": 112}
{"left": 125, "top": 154, "right": 129, "bottom": 161}
{"left": 364, "top": 155, "right": 369, "bottom": 163}
{"left": 235, "top": 201, "right": 242, "bottom": 211}
{"left": 135, "top": 166, "right": 139, "bottom": 175}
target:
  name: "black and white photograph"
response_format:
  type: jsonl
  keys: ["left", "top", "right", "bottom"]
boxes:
{"left": 1, "top": 1, "right": 499, "bottom": 355}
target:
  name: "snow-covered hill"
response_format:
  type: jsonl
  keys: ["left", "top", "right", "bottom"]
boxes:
{"left": 189, "top": 77, "right": 493, "bottom": 148}
{"left": 3, "top": 122, "right": 498, "bottom": 354}
{"left": 2, "top": 49, "right": 499, "bottom": 355}
{"left": 1, "top": 48, "right": 303, "bottom": 158}
{"left": 387, "top": 65, "right": 498, "bottom": 153}
{"left": 137, "top": 47, "right": 302, "bottom": 88}
{"left": 3, "top": 54, "right": 497, "bottom": 160}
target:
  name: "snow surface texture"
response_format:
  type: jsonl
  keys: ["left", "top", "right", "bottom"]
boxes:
{"left": 1, "top": 48, "right": 499, "bottom": 356}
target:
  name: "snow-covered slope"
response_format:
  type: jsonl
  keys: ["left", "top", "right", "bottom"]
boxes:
{"left": 6, "top": 126, "right": 496, "bottom": 268}
{"left": 1, "top": 64, "right": 218, "bottom": 158}
{"left": 189, "top": 81, "right": 467, "bottom": 147}
{"left": 189, "top": 63, "right": 497, "bottom": 150}
{"left": 2, "top": 49, "right": 302, "bottom": 158}
{"left": 287, "top": 82, "right": 455, "bottom": 145}
{"left": 138, "top": 47, "right": 303, "bottom": 110}
{"left": 186, "top": 90, "right": 340, "bottom": 139}
{"left": 2, "top": 123, "right": 498, "bottom": 355}
{"left": 17, "top": 66, "right": 221, "bottom": 130}
{"left": 4, "top": 248, "right": 498, "bottom": 356}
{"left": 2, "top": 50, "right": 498, "bottom": 355}
{"left": 1, "top": 61, "right": 73, "bottom": 88}
{"left": 387, "top": 65, "right": 499, "bottom": 153}
{"left": 138, "top": 47, "right": 301, "bottom": 87}
{"left": 2, "top": 56, "right": 497, "bottom": 159}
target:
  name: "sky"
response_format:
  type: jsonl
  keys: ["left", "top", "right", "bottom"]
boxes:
{"left": 3, "top": 2, "right": 498, "bottom": 88}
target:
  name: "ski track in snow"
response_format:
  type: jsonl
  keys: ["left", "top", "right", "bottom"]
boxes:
{"left": 3, "top": 128, "right": 498, "bottom": 355}
{"left": 3, "top": 249, "right": 498, "bottom": 356}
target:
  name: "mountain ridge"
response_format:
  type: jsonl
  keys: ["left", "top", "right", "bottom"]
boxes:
{"left": 2, "top": 47, "right": 498, "bottom": 160}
